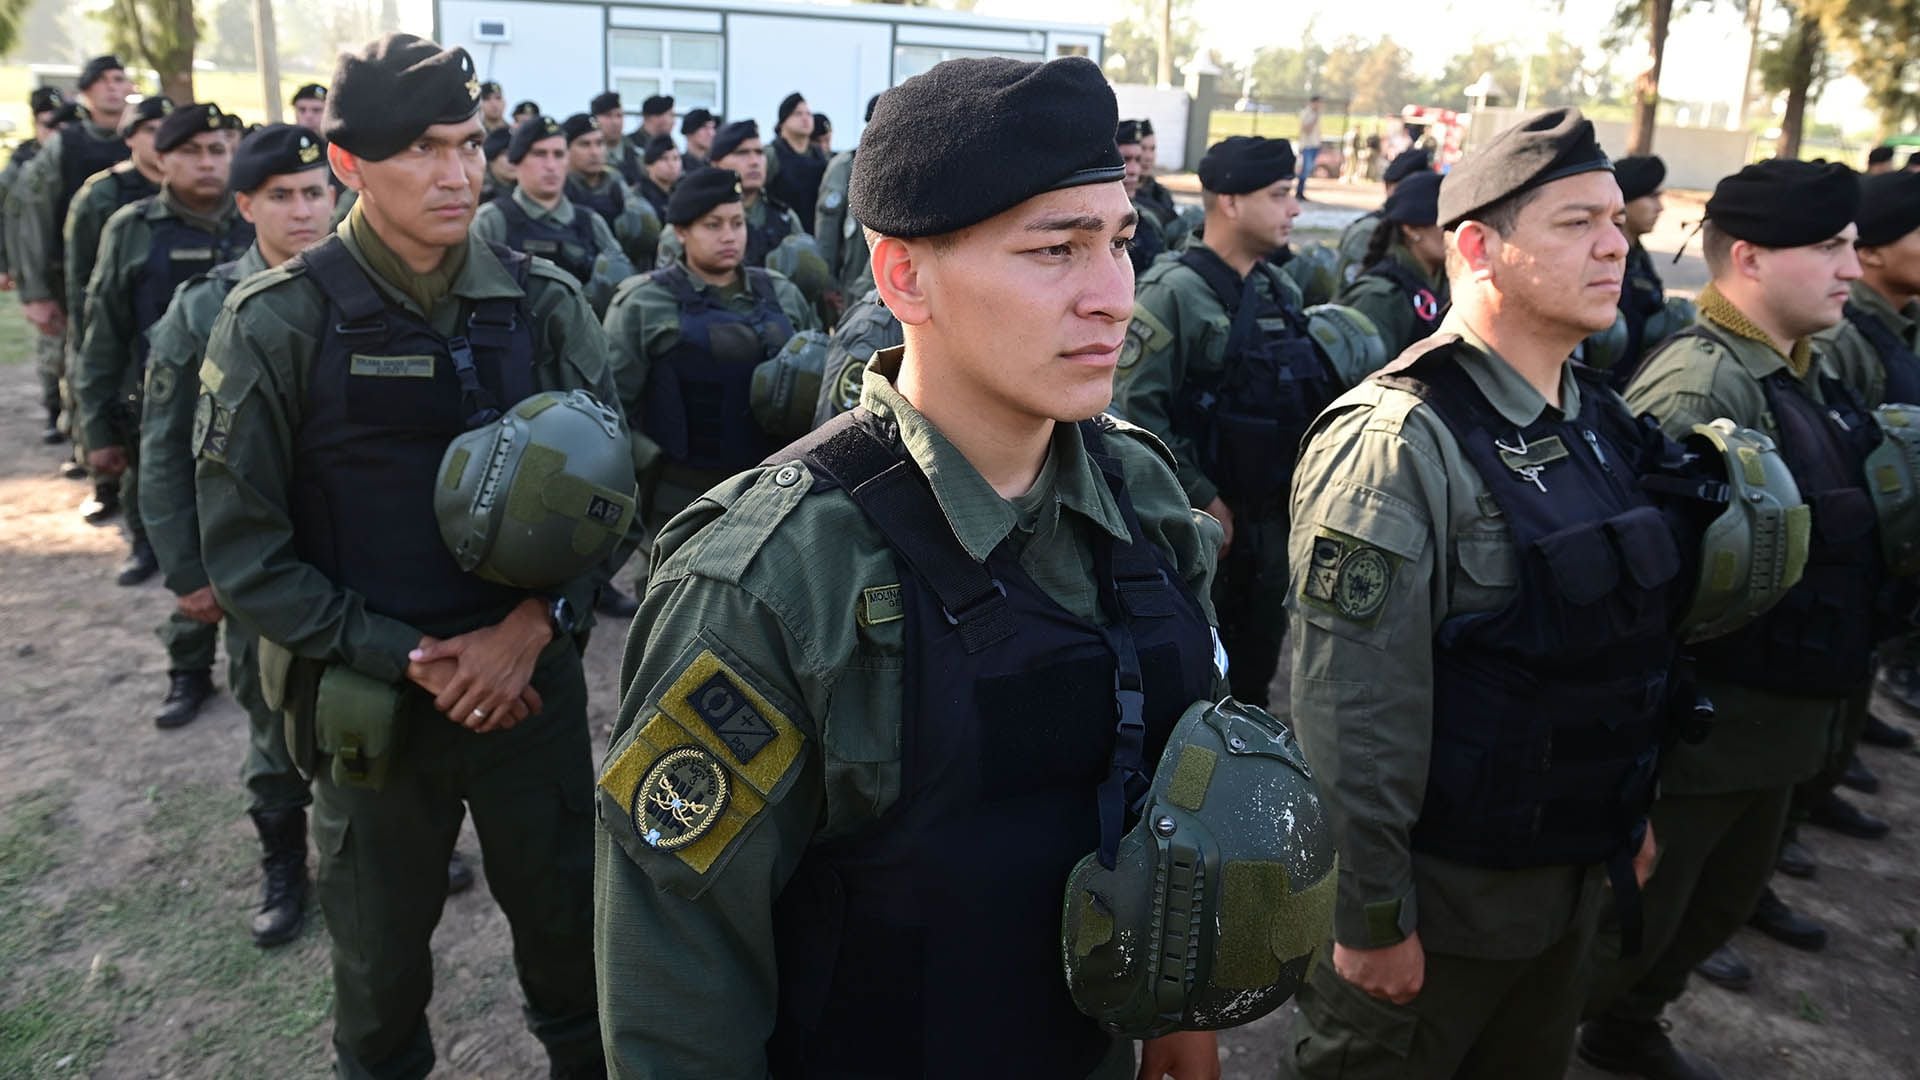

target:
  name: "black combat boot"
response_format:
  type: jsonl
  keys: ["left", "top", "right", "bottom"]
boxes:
{"left": 42, "top": 405, "right": 64, "bottom": 444}
{"left": 116, "top": 538, "right": 159, "bottom": 585}
{"left": 80, "top": 483, "right": 120, "bottom": 523}
{"left": 250, "top": 807, "right": 310, "bottom": 947}
{"left": 1840, "top": 753, "right": 1880, "bottom": 794}
{"left": 1577, "top": 1014, "right": 1723, "bottom": 1080}
{"left": 153, "top": 669, "right": 214, "bottom": 729}
{"left": 1748, "top": 887, "right": 1828, "bottom": 951}
{"left": 1775, "top": 836, "right": 1817, "bottom": 879}
{"left": 1860, "top": 709, "right": 1915, "bottom": 748}
{"left": 1807, "top": 791, "right": 1890, "bottom": 840}
{"left": 549, "top": 1057, "right": 609, "bottom": 1080}
{"left": 1692, "top": 944, "right": 1752, "bottom": 991}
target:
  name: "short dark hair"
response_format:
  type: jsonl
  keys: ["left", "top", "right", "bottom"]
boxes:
{"left": 1868, "top": 145, "right": 1894, "bottom": 166}
{"left": 1468, "top": 185, "right": 1543, "bottom": 238}
{"left": 1702, "top": 220, "right": 1736, "bottom": 276}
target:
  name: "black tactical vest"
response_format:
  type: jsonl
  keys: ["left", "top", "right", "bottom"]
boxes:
{"left": 1843, "top": 301, "right": 1920, "bottom": 405}
{"left": 1613, "top": 244, "right": 1668, "bottom": 389}
{"left": 1675, "top": 327, "right": 1884, "bottom": 697}
{"left": 636, "top": 176, "right": 670, "bottom": 223}
{"left": 1359, "top": 257, "right": 1445, "bottom": 342}
{"left": 565, "top": 173, "right": 627, "bottom": 232}
{"left": 1375, "top": 337, "right": 1697, "bottom": 874}
{"left": 492, "top": 194, "right": 598, "bottom": 285}
{"left": 746, "top": 195, "right": 799, "bottom": 269}
{"left": 1128, "top": 198, "right": 1164, "bottom": 275}
{"left": 766, "top": 410, "right": 1217, "bottom": 1079}
{"left": 289, "top": 236, "right": 536, "bottom": 633}
{"left": 1173, "top": 247, "right": 1339, "bottom": 514}
{"left": 767, "top": 138, "right": 827, "bottom": 234}
{"left": 130, "top": 203, "right": 254, "bottom": 370}
{"left": 107, "top": 164, "right": 160, "bottom": 212}
{"left": 640, "top": 264, "right": 794, "bottom": 472}
{"left": 54, "top": 126, "right": 130, "bottom": 257}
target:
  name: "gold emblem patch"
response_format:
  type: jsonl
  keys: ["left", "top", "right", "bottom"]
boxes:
{"left": 1302, "top": 529, "right": 1398, "bottom": 626}
{"left": 298, "top": 139, "right": 320, "bottom": 163}
{"left": 634, "top": 746, "right": 730, "bottom": 851}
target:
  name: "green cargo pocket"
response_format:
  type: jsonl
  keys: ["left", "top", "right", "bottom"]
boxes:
{"left": 1295, "top": 948, "right": 1420, "bottom": 1065}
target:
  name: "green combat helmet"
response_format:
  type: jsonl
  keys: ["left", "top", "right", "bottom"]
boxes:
{"left": 435, "top": 389, "right": 638, "bottom": 589}
{"left": 1864, "top": 403, "right": 1920, "bottom": 577}
{"left": 1674, "top": 419, "right": 1810, "bottom": 642}
{"left": 1578, "top": 309, "right": 1631, "bottom": 374}
{"left": 766, "top": 232, "right": 835, "bottom": 312}
{"left": 751, "top": 329, "right": 830, "bottom": 441}
{"left": 1063, "top": 698, "right": 1336, "bottom": 1038}
{"left": 1642, "top": 296, "right": 1697, "bottom": 354}
{"left": 1304, "top": 303, "right": 1388, "bottom": 387}
{"left": 1279, "top": 242, "right": 1341, "bottom": 307}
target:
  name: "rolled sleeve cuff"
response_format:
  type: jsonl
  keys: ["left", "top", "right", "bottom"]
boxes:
{"left": 1334, "top": 888, "right": 1418, "bottom": 949}
{"left": 351, "top": 619, "right": 427, "bottom": 685}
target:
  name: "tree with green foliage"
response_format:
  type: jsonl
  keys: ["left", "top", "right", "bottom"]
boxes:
{"left": 100, "top": 0, "right": 198, "bottom": 103}
{"left": 1105, "top": 0, "right": 1199, "bottom": 86}
{"left": 1613, "top": 0, "right": 1675, "bottom": 154}
{"left": 1760, "top": 4, "right": 1831, "bottom": 157}
{"left": 1802, "top": 0, "right": 1920, "bottom": 134}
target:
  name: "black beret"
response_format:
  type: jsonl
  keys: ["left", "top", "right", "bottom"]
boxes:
{"left": 642, "top": 94, "right": 673, "bottom": 117}
{"left": 710, "top": 119, "right": 759, "bottom": 162}
{"left": 221, "top": 111, "right": 245, "bottom": 132}
{"left": 229, "top": 124, "right": 328, "bottom": 193}
{"left": 1614, "top": 155, "right": 1666, "bottom": 202}
{"left": 29, "top": 87, "right": 64, "bottom": 115}
{"left": 681, "top": 107, "right": 715, "bottom": 135}
{"left": 1382, "top": 148, "right": 1431, "bottom": 185}
{"left": 508, "top": 114, "right": 564, "bottom": 163}
{"left": 155, "top": 103, "right": 229, "bottom": 153}
{"left": 850, "top": 56, "right": 1123, "bottom": 239}
{"left": 1197, "top": 136, "right": 1295, "bottom": 195}
{"left": 325, "top": 33, "right": 481, "bottom": 162}
{"left": 1438, "top": 107, "right": 1611, "bottom": 230}
{"left": 1115, "top": 120, "right": 1141, "bottom": 146}
{"left": 1706, "top": 159, "right": 1859, "bottom": 248}
{"left": 78, "top": 56, "right": 123, "bottom": 91}
{"left": 1867, "top": 145, "right": 1894, "bottom": 166}
{"left": 1383, "top": 170, "right": 1442, "bottom": 226}
{"left": 1853, "top": 171, "right": 1920, "bottom": 247}
{"left": 512, "top": 100, "right": 540, "bottom": 119}
{"left": 777, "top": 92, "right": 804, "bottom": 127}
{"left": 1138, "top": 117, "right": 1154, "bottom": 138}
{"left": 483, "top": 125, "right": 511, "bottom": 162}
{"left": 118, "top": 95, "right": 173, "bottom": 137}
{"left": 811, "top": 113, "right": 831, "bottom": 138}
{"left": 480, "top": 81, "right": 502, "bottom": 97}
{"left": 666, "top": 167, "right": 743, "bottom": 225}
{"left": 49, "top": 103, "right": 81, "bottom": 127}
{"left": 590, "top": 91, "right": 621, "bottom": 116}
{"left": 560, "top": 113, "right": 595, "bottom": 143}
{"left": 291, "top": 83, "right": 327, "bottom": 105}
{"left": 863, "top": 95, "right": 880, "bottom": 123}
{"left": 1908, "top": 151, "right": 1920, "bottom": 170}
{"left": 642, "top": 133, "right": 677, "bottom": 164}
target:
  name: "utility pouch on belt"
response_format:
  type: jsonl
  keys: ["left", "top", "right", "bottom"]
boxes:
{"left": 314, "top": 665, "right": 402, "bottom": 790}
{"left": 258, "top": 638, "right": 321, "bottom": 781}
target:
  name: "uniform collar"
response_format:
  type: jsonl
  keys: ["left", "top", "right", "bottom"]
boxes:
{"left": 154, "top": 185, "right": 235, "bottom": 231}
{"left": 568, "top": 169, "right": 613, "bottom": 191}
{"left": 1698, "top": 282, "right": 1813, "bottom": 378}
{"left": 1443, "top": 314, "right": 1584, "bottom": 428}
{"left": 232, "top": 243, "right": 269, "bottom": 278}
{"left": 858, "top": 346, "right": 1132, "bottom": 562}
{"left": 512, "top": 184, "right": 576, "bottom": 225}
{"left": 337, "top": 206, "right": 521, "bottom": 318}
{"left": 1850, "top": 279, "right": 1920, "bottom": 345}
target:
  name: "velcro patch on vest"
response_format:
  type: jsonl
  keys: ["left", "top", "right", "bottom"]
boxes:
{"left": 168, "top": 247, "right": 214, "bottom": 261}
{"left": 687, "top": 667, "right": 779, "bottom": 763}
{"left": 1120, "top": 305, "right": 1171, "bottom": 370}
{"left": 858, "top": 583, "right": 904, "bottom": 627}
{"left": 1494, "top": 434, "right": 1569, "bottom": 474}
{"left": 349, "top": 354, "right": 435, "bottom": 378}
{"left": 1301, "top": 529, "right": 1399, "bottom": 626}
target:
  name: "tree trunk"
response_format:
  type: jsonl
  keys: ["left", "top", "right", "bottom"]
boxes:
{"left": 1774, "top": 18, "right": 1820, "bottom": 159}
{"left": 253, "top": 0, "right": 281, "bottom": 123}
{"left": 1627, "top": 0, "right": 1671, "bottom": 155}
{"left": 161, "top": 0, "right": 197, "bottom": 103}
{"left": 1156, "top": 0, "right": 1173, "bottom": 88}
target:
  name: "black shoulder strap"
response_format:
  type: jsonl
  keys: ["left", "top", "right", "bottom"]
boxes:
{"left": 785, "top": 410, "right": 1016, "bottom": 653}
{"left": 654, "top": 262, "right": 703, "bottom": 309}
{"left": 1844, "top": 301, "right": 1920, "bottom": 403}
{"left": 298, "top": 234, "right": 387, "bottom": 328}
{"left": 495, "top": 193, "right": 530, "bottom": 229}
{"left": 1080, "top": 420, "right": 1182, "bottom": 621}
{"left": 1176, "top": 247, "right": 1245, "bottom": 315}
{"left": 744, "top": 266, "right": 780, "bottom": 309}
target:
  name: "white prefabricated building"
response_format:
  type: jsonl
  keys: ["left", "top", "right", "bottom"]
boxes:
{"left": 433, "top": 0, "right": 1107, "bottom": 148}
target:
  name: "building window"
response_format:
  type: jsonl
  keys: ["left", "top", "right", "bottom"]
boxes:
{"left": 609, "top": 29, "right": 724, "bottom": 115}
{"left": 1056, "top": 44, "right": 1089, "bottom": 57}
{"left": 893, "top": 44, "right": 1041, "bottom": 83}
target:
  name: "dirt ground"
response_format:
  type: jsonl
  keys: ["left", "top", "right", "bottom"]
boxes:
{"left": 0, "top": 255, "right": 1914, "bottom": 1078}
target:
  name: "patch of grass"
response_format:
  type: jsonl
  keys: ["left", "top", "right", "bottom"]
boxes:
{"left": 1899, "top": 926, "right": 1918, "bottom": 952}
{"left": 0, "top": 298, "right": 32, "bottom": 367}
{"left": 1797, "top": 990, "right": 1826, "bottom": 1024}
{"left": 0, "top": 781, "right": 333, "bottom": 1075}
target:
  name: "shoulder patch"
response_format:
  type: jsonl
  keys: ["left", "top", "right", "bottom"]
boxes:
{"left": 1121, "top": 304, "right": 1173, "bottom": 370}
{"left": 673, "top": 465, "right": 815, "bottom": 585}
{"left": 223, "top": 260, "right": 308, "bottom": 311}
{"left": 597, "top": 632, "right": 808, "bottom": 879}
{"left": 1300, "top": 529, "right": 1400, "bottom": 626}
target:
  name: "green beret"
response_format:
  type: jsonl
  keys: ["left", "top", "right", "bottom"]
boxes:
{"left": 509, "top": 115, "right": 564, "bottom": 163}
{"left": 230, "top": 124, "right": 329, "bottom": 193}
{"left": 850, "top": 56, "right": 1124, "bottom": 239}
{"left": 78, "top": 56, "right": 123, "bottom": 91}
{"left": 710, "top": 119, "right": 759, "bottom": 162}
{"left": 560, "top": 113, "right": 594, "bottom": 144}
{"left": 1197, "top": 136, "right": 1295, "bottom": 195}
{"left": 118, "top": 95, "right": 173, "bottom": 137}
{"left": 1382, "top": 170, "right": 1442, "bottom": 226}
{"left": 1614, "top": 155, "right": 1665, "bottom": 202}
{"left": 325, "top": 33, "right": 482, "bottom": 162}
{"left": 1438, "top": 107, "right": 1611, "bottom": 230}
{"left": 1706, "top": 159, "right": 1858, "bottom": 248}
{"left": 155, "top": 103, "right": 229, "bottom": 153}
{"left": 667, "top": 167, "right": 743, "bottom": 226}
{"left": 1858, "top": 171, "right": 1920, "bottom": 247}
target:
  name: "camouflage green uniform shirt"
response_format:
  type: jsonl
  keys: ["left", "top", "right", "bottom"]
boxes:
{"left": 470, "top": 185, "right": 635, "bottom": 316}
{"left": 593, "top": 346, "right": 1222, "bottom": 1076}
{"left": 12, "top": 117, "right": 124, "bottom": 303}
{"left": 1815, "top": 279, "right": 1920, "bottom": 409}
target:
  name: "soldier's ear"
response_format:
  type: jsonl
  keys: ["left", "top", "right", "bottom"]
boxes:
{"left": 1452, "top": 221, "right": 1496, "bottom": 280}
{"left": 870, "top": 234, "right": 931, "bottom": 327}
{"left": 328, "top": 142, "right": 365, "bottom": 194}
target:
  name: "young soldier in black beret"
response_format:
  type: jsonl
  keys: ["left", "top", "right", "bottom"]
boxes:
{"left": 766, "top": 90, "right": 826, "bottom": 232}
{"left": 1582, "top": 158, "right": 1869, "bottom": 1080}
{"left": 596, "top": 56, "right": 1225, "bottom": 1078}
{"left": 655, "top": 118, "right": 813, "bottom": 282}
{"left": 291, "top": 82, "right": 327, "bottom": 133}
{"left": 195, "top": 33, "right": 628, "bottom": 1077}
{"left": 472, "top": 113, "right": 634, "bottom": 315}
{"left": 481, "top": 123, "right": 515, "bottom": 201}
{"left": 1336, "top": 146, "right": 1432, "bottom": 282}
{"left": 512, "top": 98, "right": 539, "bottom": 124}
{"left": 1114, "top": 119, "right": 1165, "bottom": 273}
{"left": 1, "top": 85, "right": 71, "bottom": 441}
{"left": 73, "top": 101, "right": 254, "bottom": 728}
{"left": 680, "top": 106, "right": 716, "bottom": 169}
{"left": 1607, "top": 154, "right": 1676, "bottom": 382}
{"left": 1134, "top": 117, "right": 1180, "bottom": 230}
{"left": 1337, "top": 168, "right": 1448, "bottom": 356}
{"left": 139, "top": 123, "right": 334, "bottom": 946}
{"left": 478, "top": 80, "right": 507, "bottom": 134}
{"left": 636, "top": 93, "right": 675, "bottom": 142}
{"left": 636, "top": 133, "right": 678, "bottom": 221}
{"left": 593, "top": 90, "right": 644, "bottom": 188}
{"left": 563, "top": 109, "right": 658, "bottom": 269}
